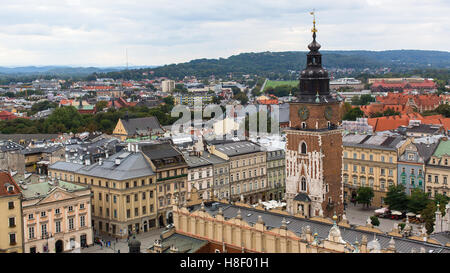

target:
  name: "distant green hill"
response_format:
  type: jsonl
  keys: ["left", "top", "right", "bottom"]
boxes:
{"left": 95, "top": 50, "right": 450, "bottom": 80}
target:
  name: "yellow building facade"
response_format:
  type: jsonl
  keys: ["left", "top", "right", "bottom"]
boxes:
{"left": 342, "top": 135, "right": 410, "bottom": 207}
{"left": 49, "top": 150, "right": 158, "bottom": 238}
{"left": 0, "top": 172, "right": 23, "bottom": 253}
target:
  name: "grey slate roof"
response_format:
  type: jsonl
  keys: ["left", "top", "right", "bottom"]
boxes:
{"left": 293, "top": 192, "right": 311, "bottom": 202}
{"left": 0, "top": 134, "right": 59, "bottom": 145}
{"left": 214, "top": 141, "right": 263, "bottom": 157}
{"left": 189, "top": 202, "right": 450, "bottom": 253}
{"left": 182, "top": 151, "right": 227, "bottom": 168}
{"left": 121, "top": 116, "right": 164, "bottom": 135}
{"left": 20, "top": 145, "right": 63, "bottom": 155}
{"left": 343, "top": 134, "right": 406, "bottom": 151}
{"left": 50, "top": 150, "right": 155, "bottom": 180}
{"left": 0, "top": 140, "right": 23, "bottom": 152}
{"left": 415, "top": 142, "right": 439, "bottom": 162}
{"left": 140, "top": 143, "right": 182, "bottom": 160}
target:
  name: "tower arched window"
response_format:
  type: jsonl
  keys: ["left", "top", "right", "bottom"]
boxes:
{"left": 301, "top": 142, "right": 307, "bottom": 154}
{"left": 301, "top": 177, "right": 307, "bottom": 191}
{"left": 301, "top": 122, "right": 307, "bottom": 129}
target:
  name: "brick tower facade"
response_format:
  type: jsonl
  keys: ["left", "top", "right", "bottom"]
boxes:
{"left": 285, "top": 18, "right": 344, "bottom": 218}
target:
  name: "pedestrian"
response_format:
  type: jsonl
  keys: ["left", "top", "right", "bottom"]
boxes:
{"left": 116, "top": 238, "right": 118, "bottom": 243}
{"left": 118, "top": 249, "right": 120, "bottom": 253}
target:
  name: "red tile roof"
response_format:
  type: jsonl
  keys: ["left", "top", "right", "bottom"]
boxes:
{"left": 0, "top": 172, "right": 21, "bottom": 196}
{"left": 372, "top": 79, "right": 436, "bottom": 89}
{"left": 0, "top": 111, "right": 18, "bottom": 120}
{"left": 368, "top": 113, "right": 450, "bottom": 132}
{"left": 360, "top": 104, "right": 414, "bottom": 117}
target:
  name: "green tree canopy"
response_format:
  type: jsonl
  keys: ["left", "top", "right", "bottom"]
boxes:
{"left": 384, "top": 184, "right": 409, "bottom": 212}
{"left": 408, "top": 189, "right": 430, "bottom": 214}
{"left": 356, "top": 187, "right": 374, "bottom": 208}
{"left": 342, "top": 107, "right": 364, "bottom": 121}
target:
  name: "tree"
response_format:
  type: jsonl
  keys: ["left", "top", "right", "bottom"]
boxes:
{"left": 231, "top": 86, "right": 241, "bottom": 96}
{"left": 340, "top": 102, "right": 353, "bottom": 119}
{"left": 420, "top": 194, "right": 450, "bottom": 234}
{"left": 384, "top": 184, "right": 408, "bottom": 212}
{"left": 435, "top": 104, "right": 450, "bottom": 118}
{"left": 370, "top": 216, "right": 380, "bottom": 226}
{"left": 234, "top": 92, "right": 248, "bottom": 105}
{"left": 342, "top": 107, "right": 364, "bottom": 121}
{"left": 408, "top": 189, "right": 430, "bottom": 214}
{"left": 356, "top": 187, "right": 374, "bottom": 208}
{"left": 163, "top": 96, "right": 174, "bottom": 106}
{"left": 95, "top": 101, "right": 108, "bottom": 112}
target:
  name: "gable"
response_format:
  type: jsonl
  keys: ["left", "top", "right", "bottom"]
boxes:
{"left": 36, "top": 188, "right": 77, "bottom": 205}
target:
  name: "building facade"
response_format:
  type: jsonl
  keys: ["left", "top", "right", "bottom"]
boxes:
{"left": 397, "top": 141, "right": 438, "bottom": 195}
{"left": 209, "top": 141, "right": 267, "bottom": 204}
{"left": 21, "top": 180, "right": 92, "bottom": 253}
{"left": 0, "top": 172, "right": 23, "bottom": 253}
{"left": 266, "top": 149, "right": 286, "bottom": 201}
{"left": 425, "top": 139, "right": 450, "bottom": 197}
{"left": 140, "top": 142, "right": 188, "bottom": 228}
{"left": 342, "top": 135, "right": 409, "bottom": 206}
{"left": 49, "top": 147, "right": 158, "bottom": 238}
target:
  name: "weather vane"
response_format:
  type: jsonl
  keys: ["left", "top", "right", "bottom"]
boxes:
{"left": 310, "top": 9, "right": 317, "bottom": 33}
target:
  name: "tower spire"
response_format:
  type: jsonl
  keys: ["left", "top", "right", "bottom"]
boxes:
{"left": 310, "top": 9, "right": 317, "bottom": 35}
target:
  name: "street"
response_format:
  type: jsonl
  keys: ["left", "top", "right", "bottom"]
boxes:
{"left": 81, "top": 228, "right": 165, "bottom": 253}
{"left": 345, "top": 203, "right": 423, "bottom": 235}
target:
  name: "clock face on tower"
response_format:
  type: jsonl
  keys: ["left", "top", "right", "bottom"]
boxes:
{"left": 324, "top": 106, "right": 333, "bottom": 120}
{"left": 298, "top": 106, "right": 309, "bottom": 120}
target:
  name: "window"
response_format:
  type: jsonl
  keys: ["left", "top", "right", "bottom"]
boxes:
{"left": 8, "top": 201, "right": 14, "bottom": 209}
{"left": 9, "top": 217, "right": 15, "bottom": 227}
{"left": 80, "top": 203, "right": 85, "bottom": 209}
{"left": 126, "top": 182, "right": 129, "bottom": 189}
{"left": 134, "top": 194, "right": 138, "bottom": 202}
{"left": 106, "top": 194, "right": 109, "bottom": 202}
{"left": 41, "top": 224, "right": 47, "bottom": 238}
{"left": 370, "top": 155, "right": 373, "bottom": 161}
{"left": 435, "top": 176, "right": 439, "bottom": 184}
{"left": 444, "top": 177, "right": 448, "bottom": 185}
{"left": 135, "top": 208, "right": 139, "bottom": 217}
{"left": 80, "top": 215, "right": 85, "bottom": 227}
{"left": 344, "top": 152, "right": 348, "bottom": 158}
{"left": 134, "top": 181, "right": 137, "bottom": 187}
{"left": 56, "top": 221, "right": 61, "bottom": 233}
{"left": 142, "top": 179, "right": 145, "bottom": 186}
{"left": 98, "top": 192, "right": 102, "bottom": 201}
{"left": 69, "top": 218, "right": 74, "bottom": 230}
{"left": 106, "top": 208, "right": 110, "bottom": 217}
{"left": 142, "top": 192, "right": 146, "bottom": 200}
{"left": 389, "top": 157, "right": 393, "bottom": 163}
{"left": 127, "top": 209, "right": 131, "bottom": 218}
{"left": 344, "top": 164, "right": 348, "bottom": 171}
{"left": 41, "top": 211, "right": 46, "bottom": 217}
{"left": 126, "top": 195, "right": 130, "bottom": 203}
{"left": 353, "top": 153, "right": 357, "bottom": 159}
{"left": 9, "top": 233, "right": 16, "bottom": 245}
{"left": 114, "top": 209, "right": 117, "bottom": 218}
{"left": 55, "top": 208, "right": 60, "bottom": 214}
{"left": 150, "top": 191, "right": 153, "bottom": 198}
{"left": 28, "top": 214, "right": 34, "bottom": 220}
{"left": 113, "top": 195, "right": 117, "bottom": 204}
{"left": 142, "top": 206, "right": 146, "bottom": 214}
{"left": 361, "top": 166, "right": 365, "bottom": 173}
{"left": 301, "top": 143, "right": 307, "bottom": 154}
{"left": 69, "top": 206, "right": 73, "bottom": 212}
{"left": 29, "top": 226, "right": 35, "bottom": 239}
{"left": 150, "top": 204, "right": 154, "bottom": 212}
{"left": 353, "top": 165, "right": 357, "bottom": 172}
{"left": 301, "top": 177, "right": 307, "bottom": 191}
{"left": 381, "top": 156, "right": 385, "bottom": 162}
{"left": 361, "top": 154, "right": 365, "bottom": 160}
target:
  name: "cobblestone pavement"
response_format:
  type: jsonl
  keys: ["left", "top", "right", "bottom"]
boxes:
{"left": 81, "top": 228, "right": 165, "bottom": 253}
{"left": 345, "top": 203, "right": 423, "bottom": 235}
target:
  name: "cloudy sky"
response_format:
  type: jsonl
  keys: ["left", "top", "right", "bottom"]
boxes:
{"left": 0, "top": 0, "right": 449, "bottom": 67}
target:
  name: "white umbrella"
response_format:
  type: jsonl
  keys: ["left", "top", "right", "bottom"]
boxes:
{"left": 416, "top": 214, "right": 421, "bottom": 218}
{"left": 406, "top": 212, "right": 416, "bottom": 217}
{"left": 391, "top": 210, "right": 402, "bottom": 216}
{"left": 375, "top": 207, "right": 388, "bottom": 214}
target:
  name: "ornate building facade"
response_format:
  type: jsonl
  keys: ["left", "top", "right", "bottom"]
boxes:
{"left": 285, "top": 20, "right": 344, "bottom": 218}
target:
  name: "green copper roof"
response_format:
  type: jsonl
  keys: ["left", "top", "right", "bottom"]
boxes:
{"left": 433, "top": 140, "right": 450, "bottom": 157}
{"left": 21, "top": 180, "right": 88, "bottom": 199}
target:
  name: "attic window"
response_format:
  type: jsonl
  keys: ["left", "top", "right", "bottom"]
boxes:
{"left": 7, "top": 185, "right": 14, "bottom": 193}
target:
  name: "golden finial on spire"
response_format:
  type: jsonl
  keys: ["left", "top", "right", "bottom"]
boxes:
{"left": 310, "top": 9, "right": 317, "bottom": 33}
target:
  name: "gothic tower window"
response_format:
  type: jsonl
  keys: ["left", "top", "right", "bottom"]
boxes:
{"left": 300, "top": 142, "right": 307, "bottom": 154}
{"left": 301, "top": 177, "right": 307, "bottom": 191}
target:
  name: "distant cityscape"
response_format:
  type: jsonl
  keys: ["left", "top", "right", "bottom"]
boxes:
{"left": 1, "top": 18, "right": 450, "bottom": 255}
